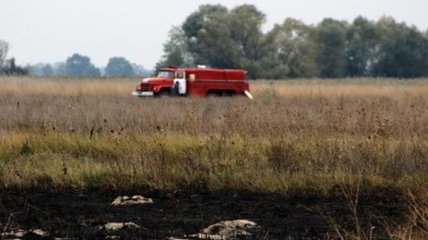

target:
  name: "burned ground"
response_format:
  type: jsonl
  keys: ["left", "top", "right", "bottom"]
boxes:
{"left": 0, "top": 187, "right": 406, "bottom": 239}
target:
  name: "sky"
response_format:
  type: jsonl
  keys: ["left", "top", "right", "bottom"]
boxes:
{"left": 2, "top": 0, "right": 427, "bottom": 69}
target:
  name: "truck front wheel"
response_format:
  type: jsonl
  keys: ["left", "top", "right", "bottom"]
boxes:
{"left": 156, "top": 90, "right": 171, "bottom": 98}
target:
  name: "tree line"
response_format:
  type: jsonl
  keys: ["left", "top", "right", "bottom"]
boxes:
{"left": 30, "top": 54, "right": 149, "bottom": 77}
{"left": 0, "top": 50, "right": 149, "bottom": 77}
{"left": 158, "top": 4, "right": 428, "bottom": 79}
{"left": 0, "top": 40, "right": 29, "bottom": 75}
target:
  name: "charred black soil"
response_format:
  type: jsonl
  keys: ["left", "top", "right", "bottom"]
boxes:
{"left": 0, "top": 186, "right": 407, "bottom": 239}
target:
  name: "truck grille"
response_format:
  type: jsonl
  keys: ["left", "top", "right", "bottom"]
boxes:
{"left": 139, "top": 84, "right": 152, "bottom": 91}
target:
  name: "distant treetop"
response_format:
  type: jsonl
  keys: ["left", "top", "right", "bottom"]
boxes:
{"left": 158, "top": 4, "right": 428, "bottom": 79}
{"left": 105, "top": 57, "right": 135, "bottom": 77}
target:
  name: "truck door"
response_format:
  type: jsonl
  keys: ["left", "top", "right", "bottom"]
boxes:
{"left": 175, "top": 71, "right": 186, "bottom": 95}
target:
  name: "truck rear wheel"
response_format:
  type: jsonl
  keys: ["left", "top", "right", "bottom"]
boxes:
{"left": 223, "top": 90, "right": 237, "bottom": 97}
{"left": 207, "top": 90, "right": 237, "bottom": 97}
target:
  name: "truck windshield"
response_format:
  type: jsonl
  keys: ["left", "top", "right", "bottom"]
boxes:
{"left": 157, "top": 71, "right": 175, "bottom": 78}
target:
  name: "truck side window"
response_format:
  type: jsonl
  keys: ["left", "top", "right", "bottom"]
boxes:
{"left": 176, "top": 72, "right": 184, "bottom": 79}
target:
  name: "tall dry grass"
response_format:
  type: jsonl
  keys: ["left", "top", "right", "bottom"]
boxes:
{"left": 0, "top": 76, "right": 139, "bottom": 96}
{"left": 1, "top": 77, "right": 427, "bottom": 136}
{"left": 0, "top": 76, "right": 427, "bottom": 193}
{"left": 1, "top": 76, "right": 428, "bottom": 238}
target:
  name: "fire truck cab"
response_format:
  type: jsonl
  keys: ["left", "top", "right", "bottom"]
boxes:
{"left": 132, "top": 66, "right": 252, "bottom": 98}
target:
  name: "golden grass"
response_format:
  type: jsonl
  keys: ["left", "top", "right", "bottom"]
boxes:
{"left": 2, "top": 76, "right": 428, "bottom": 98}
{"left": 0, "top": 76, "right": 427, "bottom": 193}
{"left": 1, "top": 131, "right": 426, "bottom": 192}
{"left": 255, "top": 79, "right": 428, "bottom": 98}
{"left": 0, "top": 76, "right": 139, "bottom": 96}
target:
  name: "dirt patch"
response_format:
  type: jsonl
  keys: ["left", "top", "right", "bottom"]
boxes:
{"left": 0, "top": 187, "right": 405, "bottom": 239}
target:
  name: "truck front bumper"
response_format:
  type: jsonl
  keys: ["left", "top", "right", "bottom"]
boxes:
{"left": 132, "top": 91, "right": 155, "bottom": 97}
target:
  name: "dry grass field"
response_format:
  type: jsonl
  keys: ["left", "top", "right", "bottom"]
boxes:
{"left": 0, "top": 76, "right": 428, "bottom": 239}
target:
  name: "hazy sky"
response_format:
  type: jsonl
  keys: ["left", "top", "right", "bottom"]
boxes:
{"left": 2, "top": 0, "right": 427, "bottom": 69}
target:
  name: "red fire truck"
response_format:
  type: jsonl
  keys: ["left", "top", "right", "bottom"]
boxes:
{"left": 132, "top": 66, "right": 253, "bottom": 99}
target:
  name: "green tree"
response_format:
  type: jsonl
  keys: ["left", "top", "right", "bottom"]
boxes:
{"left": 159, "top": 5, "right": 428, "bottom": 79}
{"left": 42, "top": 64, "right": 54, "bottom": 76}
{"left": 105, "top": 57, "right": 135, "bottom": 77}
{"left": 0, "top": 40, "right": 9, "bottom": 69}
{"left": 262, "top": 18, "right": 317, "bottom": 78}
{"left": 53, "top": 62, "right": 66, "bottom": 76}
{"left": 132, "top": 64, "right": 150, "bottom": 76}
{"left": 182, "top": 4, "right": 229, "bottom": 65}
{"left": 158, "top": 26, "right": 193, "bottom": 67}
{"left": 316, "top": 19, "right": 348, "bottom": 78}
{"left": 346, "top": 17, "right": 379, "bottom": 77}
{"left": 166, "top": 4, "right": 266, "bottom": 78}
{"left": 373, "top": 17, "right": 428, "bottom": 77}
{"left": 229, "top": 5, "right": 265, "bottom": 78}
{"left": 3, "top": 58, "right": 29, "bottom": 75}
{"left": 181, "top": 4, "right": 241, "bottom": 68}
{"left": 196, "top": 10, "right": 239, "bottom": 68}
{"left": 65, "top": 53, "right": 100, "bottom": 77}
